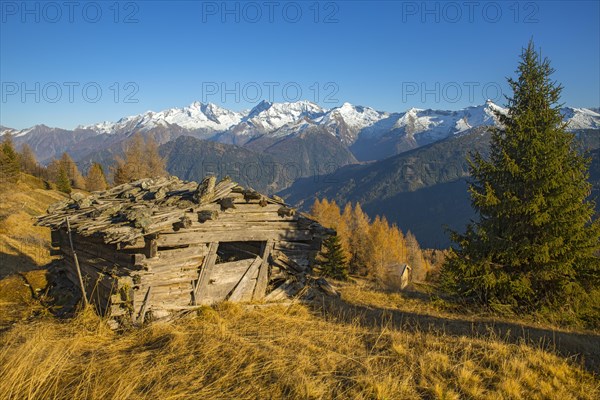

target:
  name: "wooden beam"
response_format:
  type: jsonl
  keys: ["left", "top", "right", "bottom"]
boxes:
{"left": 228, "top": 256, "right": 262, "bottom": 302}
{"left": 157, "top": 229, "right": 312, "bottom": 247}
{"left": 253, "top": 239, "right": 274, "bottom": 301}
{"left": 192, "top": 242, "right": 218, "bottom": 305}
{"left": 198, "top": 259, "right": 254, "bottom": 303}
{"left": 144, "top": 236, "right": 158, "bottom": 258}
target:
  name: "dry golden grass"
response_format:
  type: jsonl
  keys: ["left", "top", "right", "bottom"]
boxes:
{"left": 0, "top": 174, "right": 68, "bottom": 278}
{"left": 1, "top": 303, "right": 599, "bottom": 400}
{"left": 1, "top": 174, "right": 599, "bottom": 399}
{"left": 339, "top": 279, "right": 600, "bottom": 334}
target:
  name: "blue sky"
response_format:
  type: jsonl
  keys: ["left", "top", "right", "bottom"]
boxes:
{"left": 1, "top": 0, "right": 599, "bottom": 129}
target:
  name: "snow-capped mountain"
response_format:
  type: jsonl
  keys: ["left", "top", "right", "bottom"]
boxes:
{"left": 4, "top": 100, "right": 599, "bottom": 164}
{"left": 232, "top": 100, "right": 326, "bottom": 137}
{"left": 314, "top": 103, "right": 389, "bottom": 145}
{"left": 80, "top": 101, "right": 245, "bottom": 134}
{"left": 561, "top": 107, "right": 600, "bottom": 130}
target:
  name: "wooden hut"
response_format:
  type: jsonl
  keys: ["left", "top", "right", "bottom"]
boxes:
{"left": 387, "top": 263, "right": 411, "bottom": 289}
{"left": 37, "top": 176, "right": 334, "bottom": 324}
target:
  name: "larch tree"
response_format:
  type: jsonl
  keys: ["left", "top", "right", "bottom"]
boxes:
{"left": 366, "top": 216, "right": 391, "bottom": 282}
{"left": 405, "top": 231, "right": 428, "bottom": 282}
{"left": 441, "top": 41, "right": 600, "bottom": 310}
{"left": 345, "top": 202, "right": 371, "bottom": 273}
{"left": 19, "top": 144, "right": 39, "bottom": 175}
{"left": 112, "top": 133, "right": 168, "bottom": 184}
{"left": 85, "top": 163, "right": 108, "bottom": 192}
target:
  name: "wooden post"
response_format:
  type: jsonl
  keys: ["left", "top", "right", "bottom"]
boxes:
{"left": 137, "top": 286, "right": 153, "bottom": 324}
{"left": 66, "top": 217, "right": 89, "bottom": 307}
{"left": 192, "top": 242, "right": 218, "bottom": 305}
{"left": 253, "top": 239, "right": 274, "bottom": 301}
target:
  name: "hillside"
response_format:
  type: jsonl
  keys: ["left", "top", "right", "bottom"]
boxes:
{"left": 159, "top": 134, "right": 356, "bottom": 193}
{"left": 1, "top": 174, "right": 599, "bottom": 398}
{"left": 0, "top": 300, "right": 598, "bottom": 400}
{"left": 281, "top": 128, "right": 600, "bottom": 248}
{"left": 0, "top": 174, "right": 73, "bottom": 328}
{"left": 0, "top": 174, "right": 67, "bottom": 278}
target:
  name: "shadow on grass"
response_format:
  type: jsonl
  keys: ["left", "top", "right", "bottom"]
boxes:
{"left": 0, "top": 241, "right": 48, "bottom": 279}
{"left": 311, "top": 295, "right": 600, "bottom": 374}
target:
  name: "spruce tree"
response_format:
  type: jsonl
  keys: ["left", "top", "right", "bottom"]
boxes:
{"left": 442, "top": 41, "right": 600, "bottom": 310}
{"left": 0, "top": 133, "right": 21, "bottom": 187}
{"left": 319, "top": 235, "right": 349, "bottom": 280}
{"left": 56, "top": 166, "right": 72, "bottom": 194}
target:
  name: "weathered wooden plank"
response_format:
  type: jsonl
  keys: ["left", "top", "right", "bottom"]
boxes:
{"left": 58, "top": 238, "right": 140, "bottom": 268}
{"left": 157, "top": 244, "right": 208, "bottom": 260}
{"left": 253, "top": 239, "right": 274, "bottom": 301}
{"left": 198, "top": 259, "right": 254, "bottom": 304}
{"left": 275, "top": 240, "right": 313, "bottom": 251}
{"left": 273, "top": 251, "right": 306, "bottom": 273}
{"left": 193, "top": 242, "right": 218, "bottom": 305}
{"left": 144, "top": 236, "right": 158, "bottom": 258}
{"left": 264, "top": 279, "right": 302, "bottom": 301}
{"left": 57, "top": 229, "right": 137, "bottom": 263}
{"left": 157, "top": 229, "right": 313, "bottom": 247}
{"left": 196, "top": 203, "right": 285, "bottom": 214}
{"left": 228, "top": 256, "right": 262, "bottom": 302}
{"left": 185, "top": 221, "right": 303, "bottom": 232}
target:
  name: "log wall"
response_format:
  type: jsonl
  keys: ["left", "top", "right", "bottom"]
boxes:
{"left": 54, "top": 196, "right": 324, "bottom": 323}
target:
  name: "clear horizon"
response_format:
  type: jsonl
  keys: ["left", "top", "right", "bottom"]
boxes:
{"left": 1, "top": 1, "right": 599, "bottom": 129}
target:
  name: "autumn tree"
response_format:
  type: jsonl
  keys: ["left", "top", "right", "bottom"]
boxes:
{"left": 310, "top": 198, "right": 425, "bottom": 286}
{"left": 112, "top": 133, "right": 167, "bottom": 184}
{"left": 405, "top": 231, "right": 428, "bottom": 282}
{"left": 343, "top": 202, "right": 371, "bottom": 273}
{"left": 19, "top": 144, "right": 39, "bottom": 175}
{"left": 85, "top": 163, "right": 108, "bottom": 192}
{"left": 60, "top": 153, "right": 85, "bottom": 189}
{"left": 442, "top": 41, "right": 600, "bottom": 311}
{"left": 310, "top": 198, "right": 351, "bottom": 261}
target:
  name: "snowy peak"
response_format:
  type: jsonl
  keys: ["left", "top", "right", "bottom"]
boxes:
{"left": 561, "top": 107, "right": 600, "bottom": 130}
{"left": 315, "top": 103, "right": 389, "bottom": 144}
{"left": 79, "top": 101, "right": 244, "bottom": 134}
{"left": 243, "top": 100, "right": 325, "bottom": 131}
{"left": 12, "top": 100, "right": 600, "bottom": 146}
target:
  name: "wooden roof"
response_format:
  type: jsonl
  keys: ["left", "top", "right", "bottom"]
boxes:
{"left": 37, "top": 176, "right": 325, "bottom": 245}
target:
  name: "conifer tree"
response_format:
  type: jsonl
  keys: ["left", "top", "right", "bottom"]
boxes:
{"left": 59, "top": 152, "right": 85, "bottom": 189}
{"left": 319, "top": 234, "right": 348, "bottom": 280}
{"left": 0, "top": 133, "right": 21, "bottom": 187}
{"left": 56, "top": 166, "right": 72, "bottom": 194}
{"left": 442, "top": 41, "right": 600, "bottom": 310}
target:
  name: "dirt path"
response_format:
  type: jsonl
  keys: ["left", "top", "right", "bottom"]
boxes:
{"left": 313, "top": 296, "right": 600, "bottom": 374}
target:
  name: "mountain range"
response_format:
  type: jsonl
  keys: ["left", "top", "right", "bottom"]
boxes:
{"left": 3, "top": 100, "right": 599, "bottom": 247}
{"left": 3, "top": 100, "right": 599, "bottom": 164}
